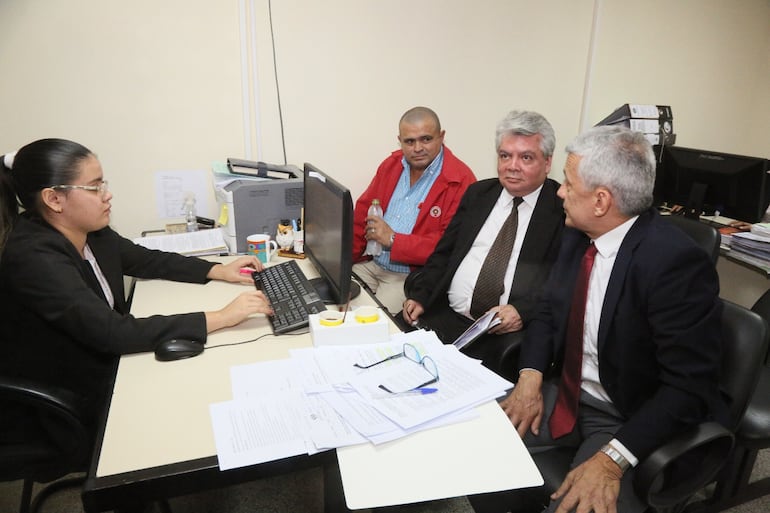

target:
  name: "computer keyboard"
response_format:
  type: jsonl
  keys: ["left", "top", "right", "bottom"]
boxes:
{"left": 251, "top": 260, "right": 327, "bottom": 334}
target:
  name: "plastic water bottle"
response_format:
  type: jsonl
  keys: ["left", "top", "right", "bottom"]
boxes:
{"left": 183, "top": 193, "right": 198, "bottom": 232}
{"left": 364, "top": 199, "right": 383, "bottom": 256}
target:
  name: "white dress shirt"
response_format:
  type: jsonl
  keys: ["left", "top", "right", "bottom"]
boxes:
{"left": 448, "top": 185, "right": 542, "bottom": 318}
{"left": 582, "top": 215, "right": 640, "bottom": 466}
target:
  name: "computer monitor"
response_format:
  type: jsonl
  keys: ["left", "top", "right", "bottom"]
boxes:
{"left": 302, "top": 163, "right": 361, "bottom": 304}
{"left": 654, "top": 146, "right": 770, "bottom": 223}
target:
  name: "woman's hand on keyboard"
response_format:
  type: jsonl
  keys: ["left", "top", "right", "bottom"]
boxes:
{"left": 205, "top": 290, "right": 273, "bottom": 332}
{"left": 208, "top": 256, "right": 265, "bottom": 284}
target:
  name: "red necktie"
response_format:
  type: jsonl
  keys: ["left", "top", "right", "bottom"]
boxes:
{"left": 549, "top": 242, "right": 598, "bottom": 439}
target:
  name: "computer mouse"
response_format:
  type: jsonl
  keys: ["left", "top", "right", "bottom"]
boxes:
{"left": 154, "top": 339, "right": 204, "bottom": 362}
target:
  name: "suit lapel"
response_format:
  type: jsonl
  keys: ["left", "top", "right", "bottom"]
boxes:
{"left": 597, "top": 211, "right": 653, "bottom": 349}
{"left": 510, "top": 179, "right": 561, "bottom": 298}
{"left": 454, "top": 182, "right": 501, "bottom": 260}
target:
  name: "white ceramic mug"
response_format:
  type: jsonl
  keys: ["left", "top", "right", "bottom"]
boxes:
{"left": 246, "top": 233, "right": 278, "bottom": 263}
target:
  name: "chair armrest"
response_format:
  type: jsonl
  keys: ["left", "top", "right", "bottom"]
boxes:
{"left": 0, "top": 375, "right": 89, "bottom": 458}
{"left": 0, "top": 376, "right": 84, "bottom": 421}
{"left": 634, "top": 421, "right": 734, "bottom": 508}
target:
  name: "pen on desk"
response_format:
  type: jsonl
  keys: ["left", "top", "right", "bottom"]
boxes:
{"left": 381, "top": 387, "right": 438, "bottom": 397}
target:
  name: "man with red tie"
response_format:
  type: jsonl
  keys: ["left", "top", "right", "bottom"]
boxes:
{"left": 499, "top": 126, "right": 725, "bottom": 512}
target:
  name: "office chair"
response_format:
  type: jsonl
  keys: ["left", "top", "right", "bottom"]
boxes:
{"left": 470, "top": 300, "right": 768, "bottom": 513}
{"left": 686, "top": 289, "right": 770, "bottom": 512}
{"left": 0, "top": 376, "right": 90, "bottom": 513}
{"left": 661, "top": 214, "right": 721, "bottom": 264}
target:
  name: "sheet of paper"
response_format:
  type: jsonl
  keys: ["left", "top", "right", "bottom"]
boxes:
{"left": 229, "top": 352, "right": 367, "bottom": 452}
{"left": 348, "top": 346, "right": 513, "bottom": 430}
{"left": 230, "top": 358, "right": 300, "bottom": 398}
{"left": 154, "top": 169, "right": 211, "bottom": 219}
{"left": 310, "top": 331, "right": 445, "bottom": 390}
{"left": 365, "top": 406, "right": 480, "bottom": 445}
{"left": 303, "top": 394, "right": 368, "bottom": 449}
{"left": 209, "top": 390, "right": 311, "bottom": 470}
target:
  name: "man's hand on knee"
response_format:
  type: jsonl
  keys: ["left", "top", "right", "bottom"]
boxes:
{"left": 551, "top": 452, "right": 623, "bottom": 513}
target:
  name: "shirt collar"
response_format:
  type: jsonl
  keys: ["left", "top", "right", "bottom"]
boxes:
{"left": 593, "top": 215, "right": 639, "bottom": 258}
{"left": 499, "top": 183, "right": 543, "bottom": 209}
{"left": 401, "top": 145, "right": 445, "bottom": 181}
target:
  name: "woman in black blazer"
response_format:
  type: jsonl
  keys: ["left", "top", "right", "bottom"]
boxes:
{"left": 0, "top": 138, "right": 272, "bottom": 438}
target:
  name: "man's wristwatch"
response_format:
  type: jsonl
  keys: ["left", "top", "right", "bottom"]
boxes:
{"left": 600, "top": 443, "right": 631, "bottom": 473}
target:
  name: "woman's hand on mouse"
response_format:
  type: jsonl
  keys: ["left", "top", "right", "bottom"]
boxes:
{"left": 207, "top": 256, "right": 264, "bottom": 284}
{"left": 205, "top": 290, "right": 273, "bottom": 332}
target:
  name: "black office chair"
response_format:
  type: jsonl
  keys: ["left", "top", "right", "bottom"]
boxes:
{"left": 0, "top": 376, "right": 90, "bottom": 513}
{"left": 470, "top": 300, "right": 768, "bottom": 513}
{"left": 686, "top": 289, "right": 770, "bottom": 512}
{"left": 661, "top": 214, "right": 721, "bottom": 264}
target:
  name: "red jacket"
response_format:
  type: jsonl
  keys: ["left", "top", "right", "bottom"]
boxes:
{"left": 352, "top": 146, "right": 476, "bottom": 268}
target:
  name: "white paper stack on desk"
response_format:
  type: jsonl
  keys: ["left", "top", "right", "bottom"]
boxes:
{"left": 209, "top": 330, "right": 514, "bottom": 470}
{"left": 730, "top": 230, "right": 770, "bottom": 263}
{"left": 133, "top": 228, "right": 229, "bottom": 256}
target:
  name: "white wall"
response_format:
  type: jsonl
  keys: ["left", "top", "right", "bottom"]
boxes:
{"left": 1, "top": 0, "right": 768, "bottom": 242}
{"left": 584, "top": 0, "right": 770, "bottom": 156}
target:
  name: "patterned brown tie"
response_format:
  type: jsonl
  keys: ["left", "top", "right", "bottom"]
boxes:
{"left": 549, "top": 242, "right": 598, "bottom": 439}
{"left": 470, "top": 197, "right": 523, "bottom": 319}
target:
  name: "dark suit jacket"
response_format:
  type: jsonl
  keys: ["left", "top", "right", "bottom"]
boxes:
{"left": 0, "top": 215, "right": 215, "bottom": 429}
{"left": 519, "top": 208, "right": 725, "bottom": 460}
{"left": 408, "top": 177, "right": 564, "bottom": 325}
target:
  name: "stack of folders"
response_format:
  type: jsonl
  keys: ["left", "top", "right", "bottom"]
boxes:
{"left": 729, "top": 226, "right": 770, "bottom": 264}
{"left": 209, "top": 330, "right": 514, "bottom": 471}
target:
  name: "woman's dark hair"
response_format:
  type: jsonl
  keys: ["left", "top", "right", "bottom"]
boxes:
{"left": 1, "top": 138, "right": 93, "bottom": 250}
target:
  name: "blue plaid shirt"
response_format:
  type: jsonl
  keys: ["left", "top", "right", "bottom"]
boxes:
{"left": 375, "top": 147, "right": 444, "bottom": 273}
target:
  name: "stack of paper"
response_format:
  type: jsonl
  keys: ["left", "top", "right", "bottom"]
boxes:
{"left": 133, "top": 228, "right": 229, "bottom": 256}
{"left": 209, "top": 330, "right": 514, "bottom": 471}
{"left": 729, "top": 231, "right": 770, "bottom": 263}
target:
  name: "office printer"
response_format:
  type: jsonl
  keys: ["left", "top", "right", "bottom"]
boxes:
{"left": 215, "top": 162, "right": 303, "bottom": 254}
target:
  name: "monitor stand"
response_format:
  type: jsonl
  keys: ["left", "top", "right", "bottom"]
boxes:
{"left": 309, "top": 278, "right": 361, "bottom": 305}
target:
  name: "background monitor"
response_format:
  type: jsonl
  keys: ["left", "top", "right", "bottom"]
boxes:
{"left": 302, "top": 163, "right": 360, "bottom": 304}
{"left": 654, "top": 146, "right": 770, "bottom": 223}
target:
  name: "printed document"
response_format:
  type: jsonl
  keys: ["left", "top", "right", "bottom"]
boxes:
{"left": 209, "top": 330, "right": 514, "bottom": 470}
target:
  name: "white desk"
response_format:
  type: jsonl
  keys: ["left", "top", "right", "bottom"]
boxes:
{"left": 83, "top": 257, "right": 541, "bottom": 511}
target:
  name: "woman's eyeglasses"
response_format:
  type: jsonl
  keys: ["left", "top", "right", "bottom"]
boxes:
{"left": 51, "top": 180, "right": 109, "bottom": 199}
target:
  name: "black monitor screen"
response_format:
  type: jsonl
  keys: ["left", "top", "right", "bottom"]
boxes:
{"left": 302, "top": 163, "right": 360, "bottom": 304}
{"left": 655, "top": 146, "right": 770, "bottom": 223}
